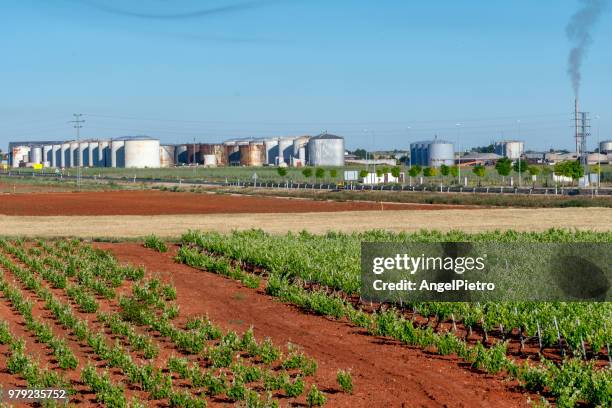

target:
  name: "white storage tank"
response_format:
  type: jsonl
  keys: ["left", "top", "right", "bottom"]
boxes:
{"left": 264, "top": 139, "right": 279, "bottom": 165}
{"left": 428, "top": 140, "right": 455, "bottom": 167}
{"left": 495, "top": 140, "right": 524, "bottom": 160}
{"left": 29, "top": 146, "right": 43, "bottom": 164}
{"left": 88, "top": 142, "right": 97, "bottom": 167}
{"left": 160, "top": 145, "right": 175, "bottom": 168}
{"left": 51, "top": 145, "right": 61, "bottom": 168}
{"left": 98, "top": 141, "right": 110, "bottom": 167}
{"left": 277, "top": 137, "right": 294, "bottom": 165}
{"left": 203, "top": 154, "right": 217, "bottom": 167}
{"left": 78, "top": 142, "right": 89, "bottom": 167}
{"left": 70, "top": 142, "right": 79, "bottom": 167}
{"left": 111, "top": 140, "right": 125, "bottom": 168}
{"left": 11, "top": 146, "right": 30, "bottom": 168}
{"left": 123, "top": 136, "right": 160, "bottom": 168}
{"left": 600, "top": 140, "right": 612, "bottom": 154}
{"left": 61, "top": 143, "right": 71, "bottom": 168}
{"left": 42, "top": 145, "right": 53, "bottom": 166}
{"left": 307, "top": 133, "right": 345, "bottom": 167}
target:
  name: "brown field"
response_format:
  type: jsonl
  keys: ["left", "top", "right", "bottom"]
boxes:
{"left": 0, "top": 190, "right": 474, "bottom": 216}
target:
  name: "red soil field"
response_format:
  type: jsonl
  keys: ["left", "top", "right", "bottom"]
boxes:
{"left": 96, "top": 242, "right": 534, "bottom": 408}
{"left": 0, "top": 190, "right": 472, "bottom": 216}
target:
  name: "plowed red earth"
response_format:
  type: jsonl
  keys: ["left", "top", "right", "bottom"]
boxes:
{"left": 96, "top": 242, "right": 534, "bottom": 408}
{"left": 0, "top": 190, "right": 471, "bottom": 216}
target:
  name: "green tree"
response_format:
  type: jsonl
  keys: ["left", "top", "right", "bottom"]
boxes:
{"left": 449, "top": 165, "right": 459, "bottom": 178}
{"left": 390, "top": 166, "right": 401, "bottom": 178}
{"left": 527, "top": 166, "right": 540, "bottom": 176}
{"left": 408, "top": 165, "right": 422, "bottom": 178}
{"left": 375, "top": 168, "right": 383, "bottom": 178}
{"left": 358, "top": 169, "right": 368, "bottom": 179}
{"left": 277, "top": 167, "right": 287, "bottom": 177}
{"left": 423, "top": 167, "right": 437, "bottom": 177}
{"left": 554, "top": 160, "right": 584, "bottom": 182}
{"left": 315, "top": 168, "right": 325, "bottom": 179}
{"left": 440, "top": 164, "right": 450, "bottom": 177}
{"left": 381, "top": 166, "right": 389, "bottom": 174}
{"left": 512, "top": 159, "right": 528, "bottom": 174}
{"left": 329, "top": 169, "right": 338, "bottom": 179}
{"left": 472, "top": 164, "right": 486, "bottom": 186}
{"left": 302, "top": 168, "right": 312, "bottom": 178}
{"left": 495, "top": 157, "right": 512, "bottom": 183}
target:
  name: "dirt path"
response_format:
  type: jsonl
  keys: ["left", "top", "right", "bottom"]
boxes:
{"left": 1, "top": 207, "right": 610, "bottom": 238}
{"left": 0, "top": 190, "right": 473, "bottom": 216}
{"left": 96, "top": 242, "right": 534, "bottom": 408}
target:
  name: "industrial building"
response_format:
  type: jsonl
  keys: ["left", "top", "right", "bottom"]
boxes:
{"left": 409, "top": 139, "right": 455, "bottom": 167}
{"left": 494, "top": 140, "right": 524, "bottom": 160}
{"left": 8, "top": 132, "right": 346, "bottom": 169}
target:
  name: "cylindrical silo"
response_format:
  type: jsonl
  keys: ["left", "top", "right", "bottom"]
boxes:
{"left": 277, "top": 137, "right": 294, "bottom": 165}
{"left": 238, "top": 141, "right": 265, "bottom": 166}
{"left": 174, "top": 145, "right": 188, "bottom": 164}
{"left": 427, "top": 140, "right": 455, "bottom": 167}
{"left": 600, "top": 140, "right": 612, "bottom": 154}
{"left": 160, "top": 145, "right": 175, "bottom": 168}
{"left": 88, "top": 142, "right": 97, "bottom": 167}
{"left": 494, "top": 140, "right": 524, "bottom": 160}
{"left": 78, "top": 142, "right": 89, "bottom": 167}
{"left": 307, "top": 134, "right": 345, "bottom": 167}
{"left": 11, "top": 146, "right": 30, "bottom": 168}
{"left": 61, "top": 143, "right": 70, "bottom": 168}
{"left": 203, "top": 154, "right": 217, "bottom": 167}
{"left": 69, "top": 142, "right": 79, "bottom": 167}
{"left": 224, "top": 142, "right": 241, "bottom": 166}
{"left": 293, "top": 136, "right": 309, "bottom": 160}
{"left": 111, "top": 140, "right": 125, "bottom": 168}
{"left": 42, "top": 145, "right": 53, "bottom": 166}
{"left": 98, "top": 141, "right": 110, "bottom": 167}
{"left": 264, "top": 139, "right": 279, "bottom": 165}
{"left": 51, "top": 144, "right": 61, "bottom": 168}
{"left": 187, "top": 143, "right": 200, "bottom": 165}
{"left": 201, "top": 143, "right": 226, "bottom": 166}
{"left": 29, "top": 146, "right": 43, "bottom": 164}
{"left": 124, "top": 137, "right": 160, "bottom": 168}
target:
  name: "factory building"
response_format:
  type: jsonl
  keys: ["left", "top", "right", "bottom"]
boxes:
{"left": 410, "top": 140, "right": 455, "bottom": 167}
{"left": 494, "top": 140, "right": 524, "bottom": 160}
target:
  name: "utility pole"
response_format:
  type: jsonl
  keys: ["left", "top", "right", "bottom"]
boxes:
{"left": 69, "top": 114, "right": 85, "bottom": 190}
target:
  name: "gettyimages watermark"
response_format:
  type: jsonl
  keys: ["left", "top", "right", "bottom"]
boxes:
{"left": 361, "top": 242, "right": 611, "bottom": 302}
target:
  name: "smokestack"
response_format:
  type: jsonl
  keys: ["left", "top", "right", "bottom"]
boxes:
{"left": 575, "top": 97, "right": 580, "bottom": 155}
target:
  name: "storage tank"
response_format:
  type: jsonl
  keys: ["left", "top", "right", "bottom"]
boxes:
{"left": 78, "top": 142, "right": 89, "bottom": 167}
{"left": 203, "top": 154, "right": 217, "bottom": 167}
{"left": 277, "top": 137, "right": 294, "bottom": 165}
{"left": 224, "top": 142, "right": 241, "bottom": 166}
{"left": 98, "top": 141, "right": 110, "bottom": 167}
{"left": 88, "top": 142, "right": 97, "bottom": 167}
{"left": 420, "top": 143, "right": 428, "bottom": 167}
{"left": 428, "top": 140, "right": 455, "bottom": 167}
{"left": 69, "top": 142, "right": 79, "bottom": 167}
{"left": 293, "top": 136, "right": 309, "bottom": 159}
{"left": 600, "top": 140, "right": 612, "bottom": 154}
{"left": 11, "top": 146, "right": 30, "bottom": 168}
{"left": 239, "top": 141, "right": 266, "bottom": 166}
{"left": 51, "top": 144, "right": 61, "bottom": 168}
{"left": 111, "top": 140, "right": 125, "bottom": 168}
{"left": 160, "top": 145, "right": 175, "bottom": 168}
{"left": 123, "top": 137, "right": 160, "bottom": 168}
{"left": 187, "top": 143, "right": 200, "bottom": 165}
{"left": 495, "top": 140, "right": 524, "bottom": 160}
{"left": 42, "top": 145, "right": 53, "bottom": 166}
{"left": 307, "top": 133, "right": 345, "bottom": 167}
{"left": 61, "top": 143, "right": 71, "bottom": 168}
{"left": 29, "top": 146, "right": 43, "bottom": 164}
{"left": 201, "top": 143, "right": 226, "bottom": 166}
{"left": 174, "top": 145, "right": 188, "bottom": 165}
{"left": 264, "top": 139, "right": 279, "bottom": 165}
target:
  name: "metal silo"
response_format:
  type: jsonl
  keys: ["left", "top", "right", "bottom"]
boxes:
{"left": 98, "top": 141, "right": 110, "bottom": 167}
{"left": 224, "top": 142, "right": 241, "bottom": 166}
{"left": 187, "top": 143, "right": 200, "bottom": 165}
{"left": 160, "top": 145, "right": 175, "bottom": 168}
{"left": 293, "top": 136, "right": 309, "bottom": 159}
{"left": 11, "top": 146, "right": 29, "bottom": 167}
{"left": 111, "top": 140, "right": 125, "bottom": 168}
{"left": 203, "top": 154, "right": 217, "bottom": 167}
{"left": 307, "top": 133, "right": 345, "bottom": 167}
{"left": 264, "top": 139, "right": 279, "bottom": 165}
{"left": 174, "top": 145, "right": 188, "bottom": 164}
{"left": 88, "top": 142, "right": 97, "bottom": 167}
{"left": 42, "top": 145, "right": 53, "bottom": 166}
{"left": 123, "top": 137, "right": 160, "bottom": 168}
{"left": 69, "top": 142, "right": 79, "bottom": 167}
{"left": 239, "top": 141, "right": 265, "bottom": 166}
{"left": 495, "top": 140, "right": 524, "bottom": 160}
{"left": 61, "top": 143, "right": 70, "bottom": 168}
{"left": 29, "top": 146, "right": 43, "bottom": 164}
{"left": 78, "top": 142, "right": 89, "bottom": 167}
{"left": 201, "top": 143, "right": 225, "bottom": 166}
{"left": 51, "top": 144, "right": 61, "bottom": 168}
{"left": 277, "top": 137, "right": 294, "bottom": 165}
{"left": 427, "top": 140, "right": 455, "bottom": 167}
{"left": 600, "top": 140, "right": 612, "bottom": 154}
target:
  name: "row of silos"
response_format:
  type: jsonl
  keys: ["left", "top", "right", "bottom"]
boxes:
{"left": 410, "top": 140, "right": 455, "bottom": 167}
{"left": 10, "top": 137, "right": 162, "bottom": 168}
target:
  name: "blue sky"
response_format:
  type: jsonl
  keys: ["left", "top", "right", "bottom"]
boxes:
{"left": 0, "top": 0, "right": 610, "bottom": 151}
